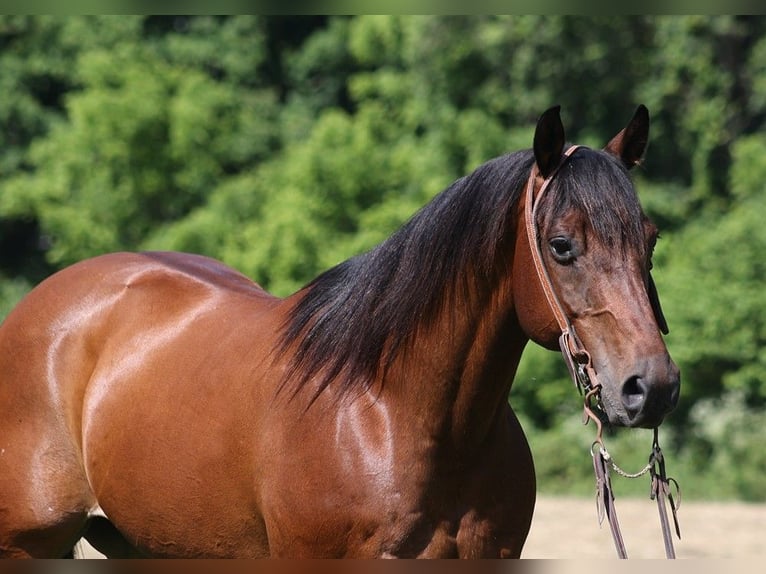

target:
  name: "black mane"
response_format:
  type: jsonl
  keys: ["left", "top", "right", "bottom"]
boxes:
{"left": 278, "top": 147, "right": 644, "bottom": 402}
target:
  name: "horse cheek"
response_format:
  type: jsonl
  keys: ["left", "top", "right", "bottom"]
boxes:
{"left": 512, "top": 222, "right": 561, "bottom": 351}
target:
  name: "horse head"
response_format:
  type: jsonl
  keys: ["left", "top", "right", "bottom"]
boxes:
{"left": 514, "top": 105, "right": 680, "bottom": 428}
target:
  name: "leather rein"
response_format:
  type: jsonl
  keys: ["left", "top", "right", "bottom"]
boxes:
{"left": 523, "top": 146, "right": 681, "bottom": 559}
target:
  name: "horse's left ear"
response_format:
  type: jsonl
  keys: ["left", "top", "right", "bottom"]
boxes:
{"left": 534, "top": 105, "right": 566, "bottom": 178}
{"left": 604, "top": 104, "right": 650, "bottom": 169}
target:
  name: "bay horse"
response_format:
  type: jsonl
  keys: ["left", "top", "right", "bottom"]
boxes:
{"left": 0, "top": 105, "right": 679, "bottom": 558}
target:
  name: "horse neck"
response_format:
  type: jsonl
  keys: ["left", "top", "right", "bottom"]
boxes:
{"left": 384, "top": 257, "right": 528, "bottom": 451}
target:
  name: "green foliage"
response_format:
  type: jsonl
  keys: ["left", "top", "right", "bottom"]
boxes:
{"left": 656, "top": 133, "right": 766, "bottom": 411}
{"left": 511, "top": 345, "right": 579, "bottom": 429}
{"left": 1, "top": 16, "right": 765, "bottom": 500}
{"left": 0, "top": 16, "right": 279, "bottom": 267}
{"left": 0, "top": 274, "right": 31, "bottom": 320}
{"left": 521, "top": 388, "right": 766, "bottom": 501}
{"left": 680, "top": 392, "right": 766, "bottom": 501}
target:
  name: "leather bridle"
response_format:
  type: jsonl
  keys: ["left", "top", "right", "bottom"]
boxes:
{"left": 523, "top": 146, "right": 681, "bottom": 559}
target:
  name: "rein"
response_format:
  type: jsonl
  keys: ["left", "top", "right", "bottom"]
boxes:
{"left": 523, "top": 146, "right": 681, "bottom": 559}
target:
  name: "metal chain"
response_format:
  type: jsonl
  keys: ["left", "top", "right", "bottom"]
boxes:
{"left": 584, "top": 388, "right": 656, "bottom": 480}
{"left": 598, "top": 444, "right": 653, "bottom": 479}
{"left": 583, "top": 386, "right": 682, "bottom": 559}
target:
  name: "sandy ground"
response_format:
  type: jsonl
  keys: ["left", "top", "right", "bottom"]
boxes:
{"left": 77, "top": 496, "right": 764, "bottom": 559}
{"left": 523, "top": 496, "right": 765, "bottom": 559}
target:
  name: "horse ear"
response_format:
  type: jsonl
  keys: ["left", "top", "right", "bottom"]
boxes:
{"left": 604, "top": 104, "right": 650, "bottom": 169}
{"left": 533, "top": 105, "right": 566, "bottom": 178}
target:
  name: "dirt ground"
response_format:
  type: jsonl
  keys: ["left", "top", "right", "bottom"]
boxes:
{"left": 523, "top": 496, "right": 765, "bottom": 559}
{"left": 77, "top": 495, "right": 764, "bottom": 559}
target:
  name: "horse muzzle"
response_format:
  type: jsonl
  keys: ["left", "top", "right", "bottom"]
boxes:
{"left": 613, "top": 355, "right": 681, "bottom": 428}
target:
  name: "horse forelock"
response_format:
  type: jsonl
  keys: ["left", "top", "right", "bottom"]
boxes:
{"left": 277, "top": 147, "right": 646, "bottom": 403}
{"left": 546, "top": 149, "right": 648, "bottom": 258}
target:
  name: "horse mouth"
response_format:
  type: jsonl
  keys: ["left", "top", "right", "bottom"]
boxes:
{"left": 603, "top": 393, "right": 677, "bottom": 429}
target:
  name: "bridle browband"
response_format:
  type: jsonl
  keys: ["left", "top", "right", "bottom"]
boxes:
{"left": 523, "top": 146, "right": 681, "bottom": 559}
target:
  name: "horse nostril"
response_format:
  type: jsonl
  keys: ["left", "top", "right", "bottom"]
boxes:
{"left": 621, "top": 376, "right": 646, "bottom": 418}
{"left": 620, "top": 369, "right": 680, "bottom": 427}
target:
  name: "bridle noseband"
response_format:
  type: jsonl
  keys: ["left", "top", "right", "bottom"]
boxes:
{"left": 523, "top": 146, "right": 681, "bottom": 559}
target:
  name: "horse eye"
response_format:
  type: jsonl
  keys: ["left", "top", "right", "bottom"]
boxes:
{"left": 549, "top": 237, "right": 574, "bottom": 262}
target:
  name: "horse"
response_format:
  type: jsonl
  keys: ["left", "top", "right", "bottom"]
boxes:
{"left": 0, "top": 105, "right": 679, "bottom": 558}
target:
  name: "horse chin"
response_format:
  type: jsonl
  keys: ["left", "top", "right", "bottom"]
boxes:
{"left": 604, "top": 403, "right": 667, "bottom": 430}
{"left": 626, "top": 412, "right": 668, "bottom": 430}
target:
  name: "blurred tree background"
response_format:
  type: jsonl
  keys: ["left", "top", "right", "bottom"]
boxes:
{"left": 1, "top": 15, "right": 764, "bottom": 500}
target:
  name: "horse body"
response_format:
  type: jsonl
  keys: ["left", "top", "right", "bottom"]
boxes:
{"left": 0, "top": 253, "right": 533, "bottom": 557}
{"left": 0, "top": 249, "right": 534, "bottom": 557}
{"left": 0, "top": 106, "right": 679, "bottom": 558}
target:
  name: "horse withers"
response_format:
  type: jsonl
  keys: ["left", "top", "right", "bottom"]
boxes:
{"left": 0, "top": 105, "right": 679, "bottom": 558}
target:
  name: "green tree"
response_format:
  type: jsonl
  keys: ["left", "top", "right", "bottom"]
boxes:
{"left": 658, "top": 133, "right": 766, "bottom": 409}
{"left": 0, "top": 16, "right": 279, "bottom": 268}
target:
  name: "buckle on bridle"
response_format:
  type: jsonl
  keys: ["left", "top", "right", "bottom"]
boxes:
{"left": 558, "top": 329, "right": 594, "bottom": 394}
